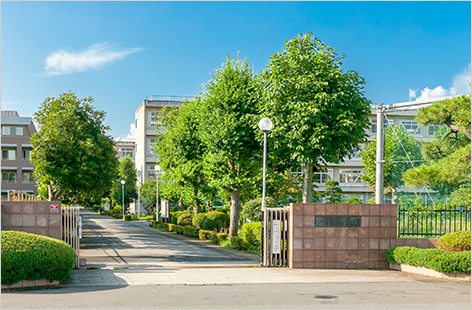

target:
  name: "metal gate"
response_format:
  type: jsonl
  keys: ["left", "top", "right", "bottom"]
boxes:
{"left": 261, "top": 207, "right": 290, "bottom": 267}
{"left": 62, "top": 205, "right": 81, "bottom": 268}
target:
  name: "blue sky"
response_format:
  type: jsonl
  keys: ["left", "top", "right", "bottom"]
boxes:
{"left": 2, "top": 1, "right": 471, "bottom": 139}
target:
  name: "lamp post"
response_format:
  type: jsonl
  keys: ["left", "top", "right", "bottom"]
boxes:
{"left": 155, "top": 164, "right": 160, "bottom": 222}
{"left": 121, "top": 180, "right": 126, "bottom": 218}
{"left": 258, "top": 118, "right": 273, "bottom": 209}
{"left": 137, "top": 170, "right": 142, "bottom": 217}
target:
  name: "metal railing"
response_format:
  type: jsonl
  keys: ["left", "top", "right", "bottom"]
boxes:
{"left": 397, "top": 208, "right": 471, "bottom": 238}
{"left": 62, "top": 205, "right": 81, "bottom": 268}
{"left": 7, "top": 190, "right": 38, "bottom": 201}
{"left": 262, "top": 207, "right": 290, "bottom": 267}
{"left": 148, "top": 95, "right": 193, "bottom": 102}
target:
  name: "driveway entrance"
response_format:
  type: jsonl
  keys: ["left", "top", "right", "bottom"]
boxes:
{"left": 79, "top": 208, "right": 260, "bottom": 268}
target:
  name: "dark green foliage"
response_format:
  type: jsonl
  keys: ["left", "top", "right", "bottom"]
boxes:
{"left": 228, "top": 236, "right": 248, "bottom": 250}
{"left": 171, "top": 211, "right": 190, "bottom": 225}
{"left": 385, "top": 246, "right": 471, "bottom": 274}
{"left": 239, "top": 197, "right": 278, "bottom": 227}
{"left": 139, "top": 179, "right": 157, "bottom": 215}
{"left": 217, "top": 233, "right": 228, "bottom": 242}
{"left": 183, "top": 226, "right": 200, "bottom": 238}
{"left": 201, "top": 211, "right": 229, "bottom": 231}
{"left": 177, "top": 213, "right": 194, "bottom": 226}
{"left": 31, "top": 92, "right": 119, "bottom": 206}
{"left": 199, "top": 230, "right": 212, "bottom": 240}
{"left": 111, "top": 156, "right": 138, "bottom": 210}
{"left": 192, "top": 213, "right": 208, "bottom": 229}
{"left": 240, "top": 222, "right": 262, "bottom": 250}
{"left": 123, "top": 215, "right": 132, "bottom": 221}
{"left": 173, "top": 225, "right": 185, "bottom": 234}
{"left": 208, "top": 232, "right": 219, "bottom": 244}
{"left": 437, "top": 231, "right": 471, "bottom": 252}
{"left": 1, "top": 231, "right": 77, "bottom": 285}
{"left": 324, "top": 180, "right": 342, "bottom": 203}
{"left": 106, "top": 205, "right": 122, "bottom": 219}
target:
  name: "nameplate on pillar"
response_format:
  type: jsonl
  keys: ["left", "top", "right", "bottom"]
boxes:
{"left": 314, "top": 215, "right": 362, "bottom": 227}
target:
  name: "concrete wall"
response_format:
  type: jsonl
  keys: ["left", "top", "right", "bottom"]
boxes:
{"left": 1, "top": 201, "right": 62, "bottom": 239}
{"left": 396, "top": 238, "right": 439, "bottom": 249}
{"left": 288, "top": 203, "right": 397, "bottom": 269}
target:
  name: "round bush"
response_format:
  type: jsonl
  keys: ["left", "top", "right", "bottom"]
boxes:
{"left": 239, "top": 197, "right": 278, "bottom": 227}
{"left": 177, "top": 213, "right": 194, "bottom": 226}
{"left": 192, "top": 213, "right": 207, "bottom": 229}
{"left": 240, "top": 222, "right": 262, "bottom": 250}
{"left": 171, "top": 211, "right": 190, "bottom": 225}
{"left": 201, "top": 211, "right": 229, "bottom": 231}
{"left": 437, "top": 231, "right": 471, "bottom": 252}
{"left": 1, "top": 231, "right": 77, "bottom": 286}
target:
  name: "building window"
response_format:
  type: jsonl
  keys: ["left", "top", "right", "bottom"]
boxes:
{"left": 370, "top": 119, "right": 394, "bottom": 134}
{"left": 116, "top": 148, "right": 134, "bottom": 159}
{"left": 147, "top": 165, "right": 156, "bottom": 179}
{"left": 400, "top": 120, "right": 423, "bottom": 135}
{"left": 23, "top": 150, "right": 32, "bottom": 160}
{"left": 148, "top": 138, "right": 157, "bottom": 155}
{"left": 2, "top": 127, "right": 23, "bottom": 136}
{"left": 428, "top": 125, "right": 442, "bottom": 136}
{"left": 314, "top": 169, "right": 334, "bottom": 183}
{"left": 2, "top": 149, "right": 16, "bottom": 160}
{"left": 22, "top": 172, "right": 33, "bottom": 183}
{"left": 339, "top": 169, "right": 363, "bottom": 183}
{"left": 2, "top": 171, "right": 16, "bottom": 183}
{"left": 290, "top": 165, "right": 303, "bottom": 176}
{"left": 148, "top": 112, "right": 160, "bottom": 127}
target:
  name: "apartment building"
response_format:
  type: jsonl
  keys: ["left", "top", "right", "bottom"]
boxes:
{"left": 304, "top": 97, "right": 450, "bottom": 204}
{"left": 134, "top": 95, "right": 192, "bottom": 182}
{"left": 1, "top": 111, "right": 37, "bottom": 199}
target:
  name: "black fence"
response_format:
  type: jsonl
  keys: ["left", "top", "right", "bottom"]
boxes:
{"left": 397, "top": 209, "right": 471, "bottom": 238}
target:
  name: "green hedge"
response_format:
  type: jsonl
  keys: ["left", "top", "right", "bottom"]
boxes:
{"left": 199, "top": 230, "right": 212, "bottom": 240}
{"left": 201, "top": 211, "right": 229, "bottom": 231}
{"left": 183, "top": 226, "right": 200, "bottom": 238}
{"left": 385, "top": 246, "right": 471, "bottom": 274}
{"left": 171, "top": 211, "right": 190, "bottom": 225}
{"left": 177, "top": 213, "right": 194, "bottom": 226}
{"left": 1, "top": 231, "right": 77, "bottom": 285}
{"left": 437, "top": 231, "right": 471, "bottom": 252}
{"left": 192, "top": 213, "right": 207, "bottom": 229}
{"left": 240, "top": 222, "right": 262, "bottom": 250}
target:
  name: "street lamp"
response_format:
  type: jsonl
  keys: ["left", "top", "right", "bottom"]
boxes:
{"left": 155, "top": 164, "right": 160, "bottom": 222}
{"left": 137, "top": 170, "right": 142, "bottom": 217}
{"left": 258, "top": 118, "right": 273, "bottom": 209}
{"left": 121, "top": 180, "right": 126, "bottom": 218}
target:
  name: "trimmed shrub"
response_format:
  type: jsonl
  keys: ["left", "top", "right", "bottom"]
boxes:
{"left": 1, "top": 231, "right": 77, "bottom": 285}
{"left": 107, "top": 205, "right": 122, "bottom": 219}
{"left": 217, "top": 233, "right": 228, "bottom": 242}
{"left": 192, "top": 213, "right": 207, "bottom": 229}
{"left": 171, "top": 211, "right": 190, "bottom": 225}
{"left": 239, "top": 197, "right": 278, "bottom": 227}
{"left": 240, "top": 222, "right": 262, "bottom": 250}
{"left": 123, "top": 215, "right": 132, "bottom": 221}
{"left": 131, "top": 214, "right": 139, "bottom": 220}
{"left": 201, "top": 211, "right": 229, "bottom": 231}
{"left": 437, "top": 231, "right": 471, "bottom": 252}
{"left": 183, "top": 226, "right": 200, "bottom": 238}
{"left": 177, "top": 213, "right": 194, "bottom": 226}
{"left": 173, "top": 225, "right": 185, "bottom": 234}
{"left": 208, "top": 232, "right": 219, "bottom": 244}
{"left": 199, "top": 230, "right": 212, "bottom": 240}
{"left": 229, "top": 236, "right": 248, "bottom": 250}
{"left": 385, "top": 246, "right": 471, "bottom": 274}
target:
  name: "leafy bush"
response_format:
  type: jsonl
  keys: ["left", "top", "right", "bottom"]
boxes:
{"left": 171, "top": 211, "right": 190, "bottom": 225}
{"left": 217, "top": 206, "right": 231, "bottom": 215}
{"left": 201, "top": 211, "right": 229, "bottom": 231}
{"left": 199, "top": 230, "right": 212, "bottom": 240}
{"left": 217, "top": 233, "right": 228, "bottom": 242}
{"left": 343, "top": 197, "right": 362, "bottom": 204}
{"left": 229, "top": 236, "right": 248, "bottom": 250}
{"left": 183, "top": 226, "right": 200, "bottom": 238}
{"left": 240, "top": 222, "right": 262, "bottom": 250}
{"left": 167, "top": 224, "right": 175, "bottom": 232}
{"left": 208, "top": 232, "right": 219, "bottom": 244}
{"left": 1, "top": 231, "right": 77, "bottom": 285}
{"left": 173, "top": 225, "right": 185, "bottom": 234}
{"left": 192, "top": 213, "right": 208, "bottom": 229}
{"left": 123, "top": 215, "right": 132, "bottom": 221}
{"left": 107, "top": 205, "right": 122, "bottom": 219}
{"left": 437, "top": 231, "right": 471, "bottom": 252}
{"left": 385, "top": 246, "right": 471, "bottom": 274}
{"left": 239, "top": 197, "right": 278, "bottom": 227}
{"left": 177, "top": 213, "right": 194, "bottom": 226}
{"left": 131, "top": 213, "right": 139, "bottom": 220}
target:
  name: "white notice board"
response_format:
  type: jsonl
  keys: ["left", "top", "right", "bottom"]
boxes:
{"left": 271, "top": 220, "right": 281, "bottom": 254}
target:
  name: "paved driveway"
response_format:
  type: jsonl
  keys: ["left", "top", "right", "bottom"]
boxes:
{"left": 79, "top": 208, "right": 260, "bottom": 268}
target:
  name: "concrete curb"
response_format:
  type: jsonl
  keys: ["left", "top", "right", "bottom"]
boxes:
{"left": 389, "top": 262, "right": 471, "bottom": 282}
{"left": 1, "top": 279, "right": 60, "bottom": 291}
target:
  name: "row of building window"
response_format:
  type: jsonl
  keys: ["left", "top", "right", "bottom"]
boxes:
{"left": 2, "top": 149, "right": 32, "bottom": 160}
{"left": 2, "top": 126, "right": 24, "bottom": 136}
{"left": 116, "top": 148, "right": 135, "bottom": 159}
{"left": 370, "top": 119, "right": 441, "bottom": 136}
{"left": 292, "top": 168, "right": 365, "bottom": 184}
{"left": 2, "top": 171, "right": 34, "bottom": 183}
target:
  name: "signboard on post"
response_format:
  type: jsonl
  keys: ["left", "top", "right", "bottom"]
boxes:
{"left": 78, "top": 216, "right": 82, "bottom": 239}
{"left": 50, "top": 204, "right": 59, "bottom": 212}
{"left": 271, "top": 220, "right": 281, "bottom": 254}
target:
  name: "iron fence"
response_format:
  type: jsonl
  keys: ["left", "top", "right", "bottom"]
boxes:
{"left": 261, "top": 207, "right": 290, "bottom": 267}
{"left": 397, "top": 208, "right": 471, "bottom": 238}
{"left": 62, "top": 205, "right": 81, "bottom": 267}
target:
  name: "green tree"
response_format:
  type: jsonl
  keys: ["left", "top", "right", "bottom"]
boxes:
{"left": 360, "top": 125, "right": 423, "bottom": 200}
{"left": 258, "top": 33, "right": 371, "bottom": 203}
{"left": 198, "top": 54, "right": 261, "bottom": 238}
{"left": 324, "top": 180, "right": 342, "bottom": 203}
{"left": 31, "top": 92, "right": 118, "bottom": 206}
{"left": 111, "top": 156, "right": 137, "bottom": 211}
{"left": 403, "top": 94, "right": 471, "bottom": 207}
{"left": 140, "top": 178, "right": 157, "bottom": 215}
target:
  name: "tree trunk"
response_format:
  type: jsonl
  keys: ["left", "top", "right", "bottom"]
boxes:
{"left": 229, "top": 190, "right": 241, "bottom": 238}
{"left": 302, "top": 162, "right": 314, "bottom": 203}
{"left": 194, "top": 204, "right": 201, "bottom": 215}
{"left": 178, "top": 198, "right": 184, "bottom": 211}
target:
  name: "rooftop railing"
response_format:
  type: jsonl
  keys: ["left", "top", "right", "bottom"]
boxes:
{"left": 148, "top": 95, "right": 193, "bottom": 102}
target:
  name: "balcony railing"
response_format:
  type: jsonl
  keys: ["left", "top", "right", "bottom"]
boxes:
{"left": 149, "top": 95, "right": 193, "bottom": 102}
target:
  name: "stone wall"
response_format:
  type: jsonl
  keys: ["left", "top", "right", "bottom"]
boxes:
{"left": 1, "top": 201, "right": 62, "bottom": 239}
{"left": 396, "top": 238, "right": 439, "bottom": 249}
{"left": 288, "top": 203, "right": 397, "bottom": 269}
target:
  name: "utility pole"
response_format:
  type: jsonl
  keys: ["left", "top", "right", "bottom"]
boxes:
{"left": 375, "top": 104, "right": 385, "bottom": 204}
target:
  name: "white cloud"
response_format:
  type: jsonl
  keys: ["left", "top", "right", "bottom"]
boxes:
{"left": 408, "top": 63, "right": 471, "bottom": 101}
{"left": 45, "top": 43, "right": 143, "bottom": 76}
{"left": 124, "top": 123, "right": 136, "bottom": 139}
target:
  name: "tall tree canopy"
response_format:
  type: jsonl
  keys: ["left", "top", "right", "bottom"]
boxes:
{"left": 258, "top": 33, "right": 372, "bottom": 203}
{"left": 31, "top": 92, "right": 118, "bottom": 206}
{"left": 403, "top": 94, "right": 471, "bottom": 206}
{"left": 111, "top": 156, "right": 138, "bottom": 210}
